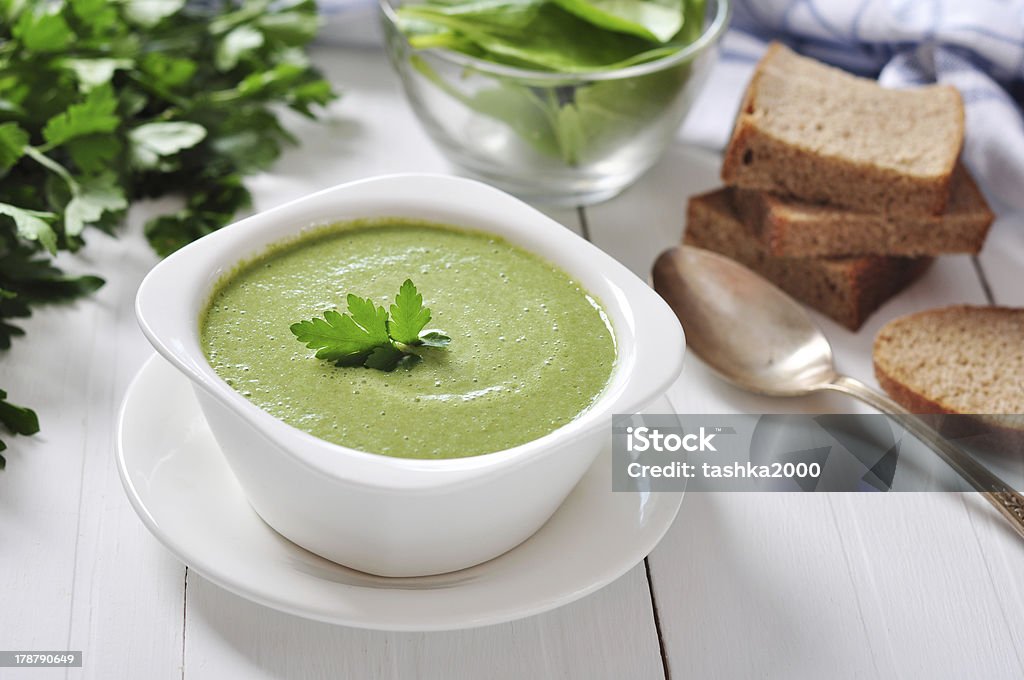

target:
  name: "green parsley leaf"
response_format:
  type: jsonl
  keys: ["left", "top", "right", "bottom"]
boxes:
{"left": 66, "top": 134, "right": 122, "bottom": 175}
{"left": 42, "top": 85, "right": 120, "bottom": 147}
{"left": 388, "top": 279, "right": 432, "bottom": 345}
{"left": 257, "top": 7, "right": 322, "bottom": 44}
{"left": 0, "top": 286, "right": 27, "bottom": 351}
{"left": 0, "top": 123, "right": 28, "bottom": 172}
{"left": 70, "top": 0, "right": 122, "bottom": 33}
{"left": 234, "top": 63, "right": 307, "bottom": 100}
{"left": 419, "top": 330, "right": 452, "bottom": 348}
{"left": 140, "top": 53, "right": 198, "bottom": 89}
{"left": 143, "top": 175, "right": 252, "bottom": 255}
{"left": 123, "top": 0, "right": 185, "bottom": 28}
{"left": 217, "top": 25, "right": 265, "bottom": 71}
{"left": 364, "top": 344, "right": 406, "bottom": 372}
{"left": 290, "top": 303, "right": 386, "bottom": 365}
{"left": 0, "top": 203, "right": 58, "bottom": 254}
{"left": 7, "top": 273, "right": 104, "bottom": 304}
{"left": 0, "top": 239, "right": 104, "bottom": 310}
{"left": 57, "top": 58, "right": 134, "bottom": 92}
{"left": 345, "top": 294, "right": 393, "bottom": 346}
{"left": 13, "top": 8, "right": 74, "bottom": 52}
{"left": 128, "top": 121, "right": 207, "bottom": 168}
{"left": 64, "top": 174, "right": 128, "bottom": 237}
{"left": 0, "top": 387, "right": 39, "bottom": 468}
{"left": 287, "top": 79, "right": 336, "bottom": 117}
{"left": 0, "top": 388, "right": 40, "bottom": 436}
{"left": 0, "top": 243, "right": 99, "bottom": 420}
{"left": 208, "top": 0, "right": 271, "bottom": 35}
{"left": 291, "top": 281, "right": 451, "bottom": 372}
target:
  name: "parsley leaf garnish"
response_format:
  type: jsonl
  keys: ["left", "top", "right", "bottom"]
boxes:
{"left": 291, "top": 300, "right": 389, "bottom": 366}
{"left": 388, "top": 278, "right": 432, "bottom": 345}
{"left": 291, "top": 280, "right": 451, "bottom": 372}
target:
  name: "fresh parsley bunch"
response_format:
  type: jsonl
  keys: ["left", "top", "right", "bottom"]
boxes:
{"left": 0, "top": 0, "right": 338, "bottom": 463}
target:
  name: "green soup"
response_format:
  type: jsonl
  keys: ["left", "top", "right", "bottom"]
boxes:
{"left": 200, "top": 220, "right": 616, "bottom": 458}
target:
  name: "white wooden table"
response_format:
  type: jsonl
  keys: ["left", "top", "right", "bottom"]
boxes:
{"left": 2, "top": 46, "right": 1024, "bottom": 680}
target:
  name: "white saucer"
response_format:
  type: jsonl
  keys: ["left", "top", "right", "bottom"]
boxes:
{"left": 117, "top": 355, "right": 683, "bottom": 631}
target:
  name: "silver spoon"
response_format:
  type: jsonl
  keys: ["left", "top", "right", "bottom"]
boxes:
{"left": 652, "top": 245, "right": 1024, "bottom": 538}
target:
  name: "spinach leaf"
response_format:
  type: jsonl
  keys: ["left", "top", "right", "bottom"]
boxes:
{"left": 681, "top": 0, "right": 706, "bottom": 43}
{"left": 552, "top": 59, "right": 691, "bottom": 160}
{"left": 410, "top": 42, "right": 693, "bottom": 165}
{"left": 550, "top": 0, "right": 684, "bottom": 43}
{"left": 402, "top": 0, "right": 543, "bottom": 30}
{"left": 402, "top": 2, "right": 670, "bottom": 72}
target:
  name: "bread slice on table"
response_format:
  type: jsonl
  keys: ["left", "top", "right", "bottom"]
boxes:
{"left": 685, "top": 189, "right": 931, "bottom": 331}
{"left": 732, "top": 164, "right": 994, "bottom": 257}
{"left": 874, "top": 306, "right": 1024, "bottom": 415}
{"left": 721, "top": 42, "right": 964, "bottom": 217}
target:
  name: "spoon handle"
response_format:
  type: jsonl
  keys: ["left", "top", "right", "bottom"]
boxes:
{"left": 825, "top": 374, "right": 1024, "bottom": 540}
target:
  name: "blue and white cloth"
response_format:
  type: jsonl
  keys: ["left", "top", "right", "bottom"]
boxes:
{"left": 683, "top": 0, "right": 1024, "bottom": 212}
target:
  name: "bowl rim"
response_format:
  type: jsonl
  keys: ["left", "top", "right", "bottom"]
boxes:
{"left": 135, "top": 174, "right": 685, "bottom": 491}
{"left": 378, "top": 0, "right": 731, "bottom": 83}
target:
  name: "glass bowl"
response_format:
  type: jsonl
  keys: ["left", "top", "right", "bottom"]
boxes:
{"left": 379, "top": 0, "right": 730, "bottom": 206}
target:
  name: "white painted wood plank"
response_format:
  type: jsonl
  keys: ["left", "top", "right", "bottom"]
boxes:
{"left": 584, "top": 141, "right": 1024, "bottom": 678}
{"left": 0, "top": 260, "right": 91, "bottom": 658}
{"left": 977, "top": 213, "right": 1024, "bottom": 307}
{"left": 62, "top": 221, "right": 188, "bottom": 680}
{"left": 183, "top": 564, "right": 662, "bottom": 680}
{"left": 649, "top": 493, "right": 895, "bottom": 679}
{"left": 828, "top": 492, "right": 1024, "bottom": 678}
{"left": 954, "top": 208, "right": 1024, "bottom": 660}
{"left": 0, "top": 212, "right": 187, "bottom": 680}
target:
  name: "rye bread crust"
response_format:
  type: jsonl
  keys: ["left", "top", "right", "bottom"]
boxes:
{"left": 873, "top": 306, "right": 1024, "bottom": 444}
{"left": 684, "top": 189, "right": 931, "bottom": 330}
{"left": 873, "top": 305, "right": 1024, "bottom": 414}
{"left": 875, "top": 366, "right": 955, "bottom": 415}
{"left": 721, "top": 43, "right": 964, "bottom": 217}
{"left": 731, "top": 165, "right": 994, "bottom": 257}
{"left": 875, "top": 366, "right": 1024, "bottom": 447}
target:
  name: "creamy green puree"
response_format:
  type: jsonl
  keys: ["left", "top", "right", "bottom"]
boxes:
{"left": 200, "top": 220, "right": 616, "bottom": 458}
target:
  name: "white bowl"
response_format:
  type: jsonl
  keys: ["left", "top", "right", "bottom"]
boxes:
{"left": 135, "top": 174, "right": 685, "bottom": 577}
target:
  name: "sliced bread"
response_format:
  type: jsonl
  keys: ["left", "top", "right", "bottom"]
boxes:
{"left": 732, "top": 164, "right": 993, "bottom": 257}
{"left": 721, "top": 43, "right": 964, "bottom": 217}
{"left": 685, "top": 189, "right": 932, "bottom": 331}
{"left": 874, "top": 306, "right": 1024, "bottom": 415}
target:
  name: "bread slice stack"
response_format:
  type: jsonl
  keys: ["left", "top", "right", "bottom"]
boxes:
{"left": 685, "top": 43, "right": 995, "bottom": 330}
